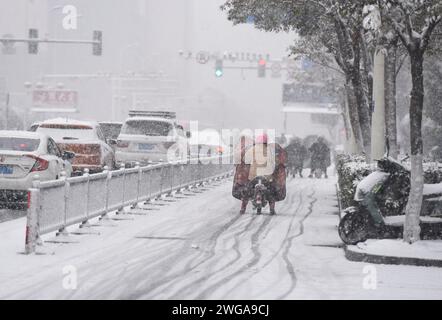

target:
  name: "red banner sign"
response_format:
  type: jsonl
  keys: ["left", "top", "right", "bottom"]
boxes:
{"left": 33, "top": 90, "right": 78, "bottom": 107}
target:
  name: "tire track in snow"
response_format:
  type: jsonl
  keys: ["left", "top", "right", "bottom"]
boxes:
{"left": 168, "top": 214, "right": 257, "bottom": 299}
{"left": 194, "top": 213, "right": 275, "bottom": 299}
{"left": 277, "top": 188, "right": 317, "bottom": 300}
{"left": 130, "top": 210, "right": 243, "bottom": 299}
{"left": 168, "top": 186, "right": 299, "bottom": 299}
{"left": 168, "top": 181, "right": 304, "bottom": 299}
{"left": 218, "top": 184, "right": 306, "bottom": 299}
{"left": 138, "top": 184, "right": 300, "bottom": 299}
{"left": 258, "top": 186, "right": 305, "bottom": 270}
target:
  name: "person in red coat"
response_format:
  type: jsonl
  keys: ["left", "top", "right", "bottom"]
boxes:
{"left": 232, "top": 133, "right": 287, "bottom": 215}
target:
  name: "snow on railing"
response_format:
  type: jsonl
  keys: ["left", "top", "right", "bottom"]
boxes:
{"left": 25, "top": 157, "right": 233, "bottom": 254}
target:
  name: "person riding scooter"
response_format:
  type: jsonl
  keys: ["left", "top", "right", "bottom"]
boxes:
{"left": 232, "top": 133, "right": 287, "bottom": 215}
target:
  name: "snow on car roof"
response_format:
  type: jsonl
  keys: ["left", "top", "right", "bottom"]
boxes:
{"left": 0, "top": 130, "right": 48, "bottom": 140}
{"left": 40, "top": 118, "right": 99, "bottom": 128}
{"left": 99, "top": 121, "right": 123, "bottom": 125}
{"left": 124, "top": 116, "right": 175, "bottom": 123}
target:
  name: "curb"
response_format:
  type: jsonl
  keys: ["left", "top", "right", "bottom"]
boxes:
{"left": 344, "top": 245, "right": 442, "bottom": 268}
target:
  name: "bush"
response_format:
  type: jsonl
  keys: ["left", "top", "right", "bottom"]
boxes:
{"left": 336, "top": 154, "right": 373, "bottom": 209}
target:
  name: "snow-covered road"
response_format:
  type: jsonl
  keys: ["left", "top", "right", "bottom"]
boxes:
{"left": 1, "top": 175, "right": 442, "bottom": 299}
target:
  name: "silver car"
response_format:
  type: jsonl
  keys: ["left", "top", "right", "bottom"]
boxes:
{"left": 0, "top": 131, "right": 74, "bottom": 208}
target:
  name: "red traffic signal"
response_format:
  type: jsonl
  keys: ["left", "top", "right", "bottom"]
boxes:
{"left": 258, "top": 59, "right": 266, "bottom": 78}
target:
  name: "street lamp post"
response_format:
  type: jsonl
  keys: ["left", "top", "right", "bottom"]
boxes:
{"left": 23, "top": 81, "right": 33, "bottom": 130}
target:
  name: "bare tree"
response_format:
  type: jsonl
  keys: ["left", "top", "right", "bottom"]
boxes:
{"left": 378, "top": 0, "right": 442, "bottom": 243}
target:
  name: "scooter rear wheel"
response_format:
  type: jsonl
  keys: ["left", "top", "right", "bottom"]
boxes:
{"left": 338, "top": 210, "right": 372, "bottom": 245}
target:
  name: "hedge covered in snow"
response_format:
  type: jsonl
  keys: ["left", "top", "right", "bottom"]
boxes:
{"left": 336, "top": 155, "right": 373, "bottom": 210}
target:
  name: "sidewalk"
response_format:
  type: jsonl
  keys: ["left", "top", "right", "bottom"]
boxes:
{"left": 345, "top": 239, "right": 442, "bottom": 268}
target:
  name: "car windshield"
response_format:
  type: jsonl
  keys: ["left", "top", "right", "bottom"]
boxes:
{"left": 37, "top": 124, "right": 97, "bottom": 141}
{"left": 100, "top": 123, "right": 122, "bottom": 139}
{"left": 122, "top": 120, "right": 173, "bottom": 136}
{"left": 0, "top": 137, "right": 40, "bottom": 152}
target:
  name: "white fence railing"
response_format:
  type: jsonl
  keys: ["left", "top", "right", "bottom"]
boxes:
{"left": 25, "top": 157, "right": 233, "bottom": 254}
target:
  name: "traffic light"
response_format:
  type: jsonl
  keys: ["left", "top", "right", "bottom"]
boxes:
{"left": 258, "top": 58, "right": 266, "bottom": 78}
{"left": 93, "top": 31, "right": 102, "bottom": 56}
{"left": 215, "top": 59, "right": 223, "bottom": 77}
{"left": 28, "top": 29, "right": 38, "bottom": 54}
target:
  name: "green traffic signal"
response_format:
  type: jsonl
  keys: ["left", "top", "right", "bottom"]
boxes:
{"left": 215, "top": 59, "right": 223, "bottom": 77}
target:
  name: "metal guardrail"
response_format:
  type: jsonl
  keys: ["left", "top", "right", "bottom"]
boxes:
{"left": 25, "top": 157, "right": 233, "bottom": 254}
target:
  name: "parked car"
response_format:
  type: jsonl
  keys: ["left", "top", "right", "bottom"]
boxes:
{"left": 115, "top": 111, "right": 190, "bottom": 165}
{"left": 0, "top": 131, "right": 74, "bottom": 208}
{"left": 35, "top": 118, "right": 116, "bottom": 174}
{"left": 99, "top": 121, "right": 123, "bottom": 141}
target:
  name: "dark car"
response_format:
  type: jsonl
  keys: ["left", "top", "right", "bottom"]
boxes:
{"left": 99, "top": 122, "right": 123, "bottom": 141}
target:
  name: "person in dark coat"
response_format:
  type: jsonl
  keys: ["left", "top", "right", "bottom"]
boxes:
{"left": 285, "top": 137, "right": 308, "bottom": 178}
{"left": 308, "top": 136, "right": 331, "bottom": 178}
{"left": 232, "top": 133, "right": 287, "bottom": 215}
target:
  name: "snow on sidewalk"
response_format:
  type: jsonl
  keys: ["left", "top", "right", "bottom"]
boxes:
{"left": 351, "top": 239, "right": 442, "bottom": 261}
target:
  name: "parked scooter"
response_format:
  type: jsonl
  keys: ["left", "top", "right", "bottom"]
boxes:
{"left": 338, "top": 157, "right": 442, "bottom": 245}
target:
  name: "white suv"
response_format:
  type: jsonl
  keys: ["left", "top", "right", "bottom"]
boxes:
{"left": 115, "top": 112, "right": 189, "bottom": 165}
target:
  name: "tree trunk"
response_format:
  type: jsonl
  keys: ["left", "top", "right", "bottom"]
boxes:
{"left": 345, "top": 82, "right": 364, "bottom": 153}
{"left": 350, "top": 67, "right": 372, "bottom": 159}
{"left": 361, "top": 34, "right": 374, "bottom": 122}
{"left": 333, "top": 18, "right": 371, "bottom": 157}
{"left": 404, "top": 51, "right": 425, "bottom": 244}
{"left": 384, "top": 44, "right": 399, "bottom": 159}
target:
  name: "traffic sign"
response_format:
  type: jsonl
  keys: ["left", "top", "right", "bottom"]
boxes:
{"left": 196, "top": 51, "right": 210, "bottom": 64}
{"left": 1, "top": 34, "right": 16, "bottom": 55}
{"left": 33, "top": 90, "right": 78, "bottom": 109}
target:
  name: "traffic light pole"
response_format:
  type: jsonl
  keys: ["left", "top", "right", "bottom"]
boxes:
{"left": 0, "top": 30, "right": 102, "bottom": 55}
{"left": 0, "top": 38, "right": 100, "bottom": 45}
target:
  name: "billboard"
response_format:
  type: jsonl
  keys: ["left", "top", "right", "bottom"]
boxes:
{"left": 32, "top": 90, "right": 78, "bottom": 112}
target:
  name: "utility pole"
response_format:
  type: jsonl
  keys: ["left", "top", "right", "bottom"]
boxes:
{"left": 371, "top": 49, "right": 386, "bottom": 161}
{"left": 4, "top": 93, "right": 10, "bottom": 130}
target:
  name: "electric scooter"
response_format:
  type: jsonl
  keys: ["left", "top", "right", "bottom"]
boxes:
{"left": 338, "top": 157, "right": 442, "bottom": 245}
